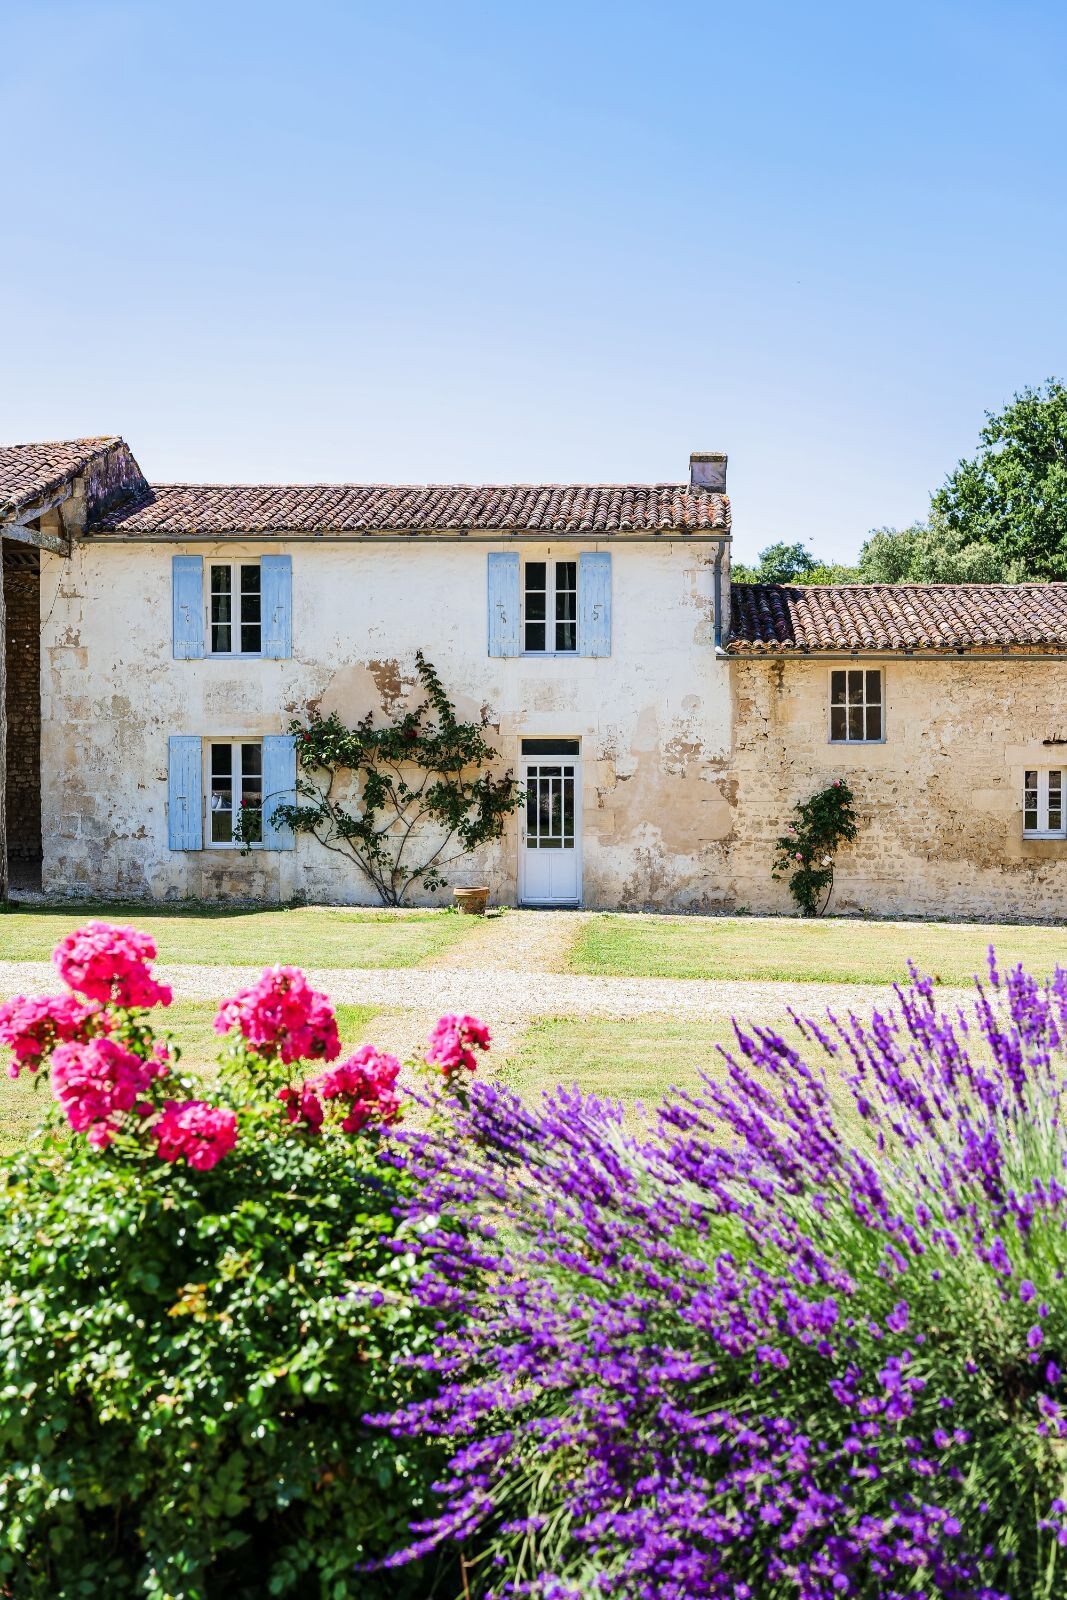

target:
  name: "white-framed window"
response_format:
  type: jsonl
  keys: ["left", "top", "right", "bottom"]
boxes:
{"left": 1024, "top": 769, "right": 1066, "bottom": 838}
{"left": 208, "top": 740, "right": 263, "bottom": 847}
{"left": 829, "top": 668, "right": 883, "bottom": 743}
{"left": 209, "top": 561, "right": 263, "bottom": 656}
{"left": 524, "top": 559, "right": 578, "bottom": 654}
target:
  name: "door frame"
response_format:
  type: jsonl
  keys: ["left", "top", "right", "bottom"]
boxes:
{"left": 518, "top": 744, "right": 583, "bottom": 907}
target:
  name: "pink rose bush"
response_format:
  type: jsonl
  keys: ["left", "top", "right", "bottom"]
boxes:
{"left": 50, "top": 1036, "right": 165, "bottom": 1149}
{"left": 53, "top": 920, "right": 173, "bottom": 1009}
{"left": 213, "top": 966, "right": 340, "bottom": 1065}
{"left": 0, "top": 992, "right": 101, "bottom": 1076}
{"left": 0, "top": 919, "right": 490, "bottom": 1173}
{"left": 425, "top": 1013, "right": 492, "bottom": 1079}
{"left": 153, "top": 1099, "right": 238, "bottom": 1171}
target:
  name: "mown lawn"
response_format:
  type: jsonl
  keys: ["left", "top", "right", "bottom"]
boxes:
{"left": 569, "top": 914, "right": 1067, "bottom": 986}
{"left": 0, "top": 903, "right": 481, "bottom": 968}
{"left": 500, "top": 1013, "right": 810, "bottom": 1111}
{"left": 0, "top": 1000, "right": 379, "bottom": 1155}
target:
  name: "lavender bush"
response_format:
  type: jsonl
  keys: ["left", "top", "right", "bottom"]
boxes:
{"left": 379, "top": 956, "right": 1067, "bottom": 1598}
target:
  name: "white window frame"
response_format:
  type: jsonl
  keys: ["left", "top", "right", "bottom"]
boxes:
{"left": 1023, "top": 768, "right": 1067, "bottom": 839}
{"left": 206, "top": 739, "right": 264, "bottom": 849}
{"left": 522, "top": 557, "right": 579, "bottom": 656}
{"left": 828, "top": 666, "right": 885, "bottom": 744}
{"left": 207, "top": 560, "right": 264, "bottom": 659}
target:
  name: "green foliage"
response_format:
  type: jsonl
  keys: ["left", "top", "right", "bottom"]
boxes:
{"left": 855, "top": 518, "right": 1024, "bottom": 585}
{"left": 772, "top": 779, "right": 858, "bottom": 916}
{"left": 932, "top": 378, "right": 1067, "bottom": 580}
{"left": 732, "top": 541, "right": 821, "bottom": 584}
{"left": 0, "top": 979, "right": 452, "bottom": 1599}
{"left": 277, "top": 652, "right": 523, "bottom": 906}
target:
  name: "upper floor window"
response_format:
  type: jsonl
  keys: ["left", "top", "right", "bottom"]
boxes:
{"left": 210, "top": 562, "right": 262, "bottom": 656}
{"left": 1024, "top": 769, "right": 1066, "bottom": 838}
{"left": 524, "top": 560, "right": 577, "bottom": 654}
{"left": 830, "top": 668, "right": 883, "bottom": 743}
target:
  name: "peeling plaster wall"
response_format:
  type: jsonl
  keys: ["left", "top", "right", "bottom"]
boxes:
{"left": 729, "top": 656, "right": 1067, "bottom": 920}
{"left": 40, "top": 540, "right": 731, "bottom": 907}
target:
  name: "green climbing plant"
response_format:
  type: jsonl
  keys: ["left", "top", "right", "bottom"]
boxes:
{"left": 275, "top": 652, "right": 523, "bottom": 906}
{"left": 772, "top": 779, "right": 859, "bottom": 916}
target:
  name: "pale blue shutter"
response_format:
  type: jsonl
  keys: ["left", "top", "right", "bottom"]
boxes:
{"left": 263, "top": 734, "right": 297, "bottom": 850}
{"left": 172, "top": 556, "right": 204, "bottom": 659}
{"left": 579, "top": 551, "right": 612, "bottom": 657}
{"left": 262, "top": 555, "right": 292, "bottom": 659}
{"left": 487, "top": 552, "right": 520, "bottom": 657}
{"left": 168, "top": 736, "right": 202, "bottom": 850}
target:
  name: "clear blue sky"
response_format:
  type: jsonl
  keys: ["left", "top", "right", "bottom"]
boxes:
{"left": 3, "top": 0, "right": 1066, "bottom": 563}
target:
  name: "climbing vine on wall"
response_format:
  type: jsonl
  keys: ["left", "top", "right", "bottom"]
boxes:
{"left": 772, "top": 779, "right": 858, "bottom": 916}
{"left": 275, "top": 652, "right": 523, "bottom": 907}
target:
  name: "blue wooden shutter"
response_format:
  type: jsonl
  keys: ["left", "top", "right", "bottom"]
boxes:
{"left": 172, "top": 556, "right": 204, "bottom": 659}
{"left": 487, "top": 552, "right": 520, "bottom": 657}
{"left": 262, "top": 554, "right": 292, "bottom": 659}
{"left": 579, "top": 551, "right": 612, "bottom": 657}
{"left": 263, "top": 734, "right": 297, "bottom": 849}
{"left": 168, "top": 735, "right": 203, "bottom": 850}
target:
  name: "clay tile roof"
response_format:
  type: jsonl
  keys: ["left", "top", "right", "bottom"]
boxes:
{"left": 728, "top": 582, "right": 1067, "bottom": 654}
{"left": 0, "top": 437, "right": 120, "bottom": 524}
{"left": 89, "top": 480, "right": 730, "bottom": 536}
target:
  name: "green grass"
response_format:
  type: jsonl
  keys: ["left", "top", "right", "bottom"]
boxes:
{"left": 0, "top": 902, "right": 481, "bottom": 968}
{"left": 500, "top": 1014, "right": 777, "bottom": 1110}
{"left": 0, "top": 1000, "right": 379, "bottom": 1156}
{"left": 569, "top": 914, "right": 1067, "bottom": 986}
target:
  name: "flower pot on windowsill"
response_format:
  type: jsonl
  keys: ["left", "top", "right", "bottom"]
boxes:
{"left": 453, "top": 886, "right": 489, "bottom": 916}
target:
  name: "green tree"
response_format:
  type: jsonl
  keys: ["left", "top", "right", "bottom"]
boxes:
{"left": 931, "top": 379, "right": 1067, "bottom": 580}
{"left": 856, "top": 518, "right": 1023, "bottom": 584}
{"left": 732, "top": 541, "right": 819, "bottom": 584}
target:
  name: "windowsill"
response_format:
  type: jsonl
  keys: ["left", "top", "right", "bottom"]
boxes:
{"left": 828, "top": 737, "right": 887, "bottom": 747}
{"left": 1023, "top": 832, "right": 1067, "bottom": 842}
{"left": 521, "top": 650, "right": 581, "bottom": 659}
{"left": 206, "top": 653, "right": 266, "bottom": 662}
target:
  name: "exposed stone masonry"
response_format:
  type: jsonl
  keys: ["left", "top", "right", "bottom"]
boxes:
{"left": 4, "top": 543, "right": 41, "bottom": 868}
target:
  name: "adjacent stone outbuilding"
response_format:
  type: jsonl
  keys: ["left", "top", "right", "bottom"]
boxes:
{"left": 726, "top": 583, "right": 1067, "bottom": 920}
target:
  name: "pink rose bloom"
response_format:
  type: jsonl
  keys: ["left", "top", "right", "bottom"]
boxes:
{"left": 311, "top": 1044, "right": 402, "bottom": 1132}
{"left": 214, "top": 967, "right": 340, "bottom": 1065}
{"left": 53, "top": 922, "right": 173, "bottom": 1009}
{"left": 0, "top": 992, "right": 100, "bottom": 1076}
{"left": 278, "top": 1082, "right": 324, "bottom": 1132}
{"left": 425, "top": 1013, "right": 491, "bottom": 1077}
{"left": 154, "top": 1100, "right": 238, "bottom": 1171}
{"left": 51, "top": 1036, "right": 160, "bottom": 1147}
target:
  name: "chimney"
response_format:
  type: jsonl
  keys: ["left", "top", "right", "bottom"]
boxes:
{"left": 690, "top": 451, "right": 727, "bottom": 491}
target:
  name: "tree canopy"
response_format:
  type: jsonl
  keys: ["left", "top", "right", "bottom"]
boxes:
{"left": 732, "top": 380, "right": 1067, "bottom": 586}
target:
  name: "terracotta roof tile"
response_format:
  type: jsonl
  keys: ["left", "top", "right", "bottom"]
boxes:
{"left": 90, "top": 480, "right": 730, "bottom": 536}
{"left": 0, "top": 438, "right": 120, "bottom": 523}
{"left": 728, "top": 582, "right": 1067, "bottom": 654}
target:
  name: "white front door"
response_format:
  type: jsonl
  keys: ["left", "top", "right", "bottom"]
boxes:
{"left": 520, "top": 751, "right": 581, "bottom": 906}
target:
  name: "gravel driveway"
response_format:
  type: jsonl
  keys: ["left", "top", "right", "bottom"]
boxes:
{"left": 0, "top": 958, "right": 972, "bottom": 1026}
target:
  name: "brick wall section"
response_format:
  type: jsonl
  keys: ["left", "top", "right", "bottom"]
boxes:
{"left": 4, "top": 545, "right": 41, "bottom": 864}
{"left": 729, "top": 656, "right": 1067, "bottom": 920}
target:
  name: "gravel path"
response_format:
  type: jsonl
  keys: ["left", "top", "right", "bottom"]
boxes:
{"left": 0, "top": 959, "right": 972, "bottom": 1024}
{"left": 424, "top": 909, "right": 586, "bottom": 973}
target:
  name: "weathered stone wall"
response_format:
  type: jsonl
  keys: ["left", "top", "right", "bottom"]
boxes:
{"left": 4, "top": 545, "right": 41, "bottom": 866}
{"left": 39, "top": 539, "right": 732, "bottom": 906}
{"left": 729, "top": 655, "right": 1067, "bottom": 920}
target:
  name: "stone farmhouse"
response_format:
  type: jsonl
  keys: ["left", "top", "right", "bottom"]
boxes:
{"left": 2, "top": 434, "right": 1067, "bottom": 921}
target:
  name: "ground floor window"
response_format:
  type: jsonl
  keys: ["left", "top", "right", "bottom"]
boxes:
{"left": 209, "top": 741, "right": 263, "bottom": 845}
{"left": 829, "top": 668, "right": 883, "bottom": 742}
{"left": 1024, "top": 769, "right": 1066, "bottom": 838}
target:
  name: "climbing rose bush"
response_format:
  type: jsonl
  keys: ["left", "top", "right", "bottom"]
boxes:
{"left": 379, "top": 954, "right": 1067, "bottom": 1598}
{"left": 0, "top": 922, "right": 469, "bottom": 1599}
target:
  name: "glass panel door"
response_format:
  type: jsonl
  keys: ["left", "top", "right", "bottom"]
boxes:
{"left": 521, "top": 758, "right": 580, "bottom": 904}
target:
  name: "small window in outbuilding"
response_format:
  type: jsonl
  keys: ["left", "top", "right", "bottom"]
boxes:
{"left": 829, "top": 668, "right": 883, "bottom": 743}
{"left": 1023, "top": 769, "right": 1066, "bottom": 838}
